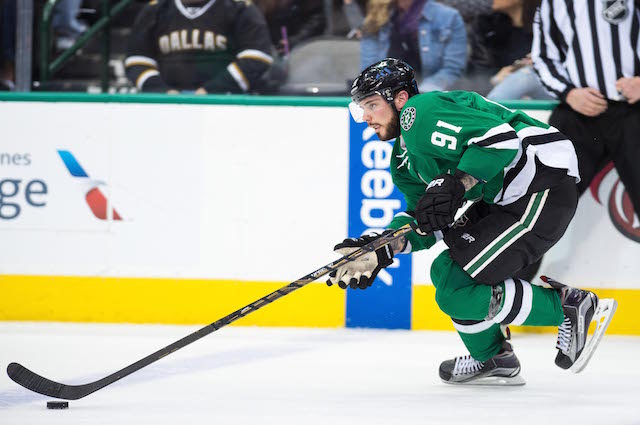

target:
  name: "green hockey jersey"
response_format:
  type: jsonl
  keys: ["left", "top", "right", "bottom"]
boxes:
{"left": 388, "top": 91, "right": 579, "bottom": 252}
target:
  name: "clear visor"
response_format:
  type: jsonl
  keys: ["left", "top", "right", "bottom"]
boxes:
{"left": 348, "top": 101, "right": 366, "bottom": 123}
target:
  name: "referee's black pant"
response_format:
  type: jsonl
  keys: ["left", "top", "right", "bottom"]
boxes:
{"left": 549, "top": 101, "right": 640, "bottom": 213}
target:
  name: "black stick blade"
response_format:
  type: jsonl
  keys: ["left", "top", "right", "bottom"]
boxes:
{"left": 5, "top": 223, "right": 416, "bottom": 401}
{"left": 7, "top": 362, "right": 86, "bottom": 400}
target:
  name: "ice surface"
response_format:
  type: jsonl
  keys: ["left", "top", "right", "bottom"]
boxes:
{"left": 1, "top": 322, "right": 638, "bottom": 425}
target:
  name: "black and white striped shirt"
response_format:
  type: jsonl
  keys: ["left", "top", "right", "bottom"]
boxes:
{"left": 532, "top": 0, "right": 640, "bottom": 101}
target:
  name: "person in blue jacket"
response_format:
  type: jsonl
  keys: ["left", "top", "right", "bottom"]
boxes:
{"left": 359, "top": 0, "right": 466, "bottom": 92}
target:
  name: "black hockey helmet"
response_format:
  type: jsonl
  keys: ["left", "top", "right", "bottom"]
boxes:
{"left": 350, "top": 58, "right": 419, "bottom": 104}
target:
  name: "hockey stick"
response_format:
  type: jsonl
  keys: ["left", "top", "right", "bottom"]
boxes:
{"left": 7, "top": 224, "right": 414, "bottom": 400}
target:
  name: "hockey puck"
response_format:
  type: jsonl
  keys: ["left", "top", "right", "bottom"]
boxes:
{"left": 46, "top": 401, "right": 69, "bottom": 409}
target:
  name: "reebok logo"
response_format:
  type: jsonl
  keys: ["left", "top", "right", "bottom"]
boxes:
{"left": 58, "top": 150, "right": 123, "bottom": 221}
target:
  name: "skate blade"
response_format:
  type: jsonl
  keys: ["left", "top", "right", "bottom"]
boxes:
{"left": 442, "top": 375, "right": 526, "bottom": 386}
{"left": 570, "top": 298, "right": 617, "bottom": 374}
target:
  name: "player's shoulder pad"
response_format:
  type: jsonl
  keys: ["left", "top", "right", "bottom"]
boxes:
{"left": 406, "top": 91, "right": 443, "bottom": 110}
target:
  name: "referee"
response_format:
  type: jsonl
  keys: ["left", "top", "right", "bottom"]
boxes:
{"left": 532, "top": 0, "right": 640, "bottom": 214}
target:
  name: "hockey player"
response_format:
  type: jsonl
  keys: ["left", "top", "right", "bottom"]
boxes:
{"left": 125, "top": 0, "right": 274, "bottom": 93}
{"left": 329, "top": 58, "right": 617, "bottom": 385}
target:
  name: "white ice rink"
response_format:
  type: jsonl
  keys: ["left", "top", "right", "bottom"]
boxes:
{"left": 1, "top": 322, "right": 639, "bottom": 425}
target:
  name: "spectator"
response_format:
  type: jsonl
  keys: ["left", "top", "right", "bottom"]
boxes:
{"left": 438, "top": 0, "right": 492, "bottom": 24}
{"left": 125, "top": 0, "right": 274, "bottom": 94}
{"left": 52, "top": 0, "right": 88, "bottom": 50}
{"left": 360, "top": 0, "right": 467, "bottom": 92}
{"left": 342, "top": 0, "right": 366, "bottom": 39}
{"left": 470, "top": 0, "right": 532, "bottom": 70}
{"left": 462, "top": 0, "right": 534, "bottom": 95}
{"left": 324, "top": 0, "right": 367, "bottom": 37}
{"left": 256, "top": 0, "right": 326, "bottom": 57}
{"left": 487, "top": 53, "right": 553, "bottom": 100}
{"left": 0, "top": 0, "right": 16, "bottom": 90}
{"left": 533, "top": 0, "right": 640, "bottom": 216}
{"left": 485, "top": 0, "right": 551, "bottom": 100}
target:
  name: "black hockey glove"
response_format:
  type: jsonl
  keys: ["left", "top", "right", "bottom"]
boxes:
{"left": 415, "top": 174, "right": 465, "bottom": 234}
{"left": 326, "top": 230, "right": 395, "bottom": 290}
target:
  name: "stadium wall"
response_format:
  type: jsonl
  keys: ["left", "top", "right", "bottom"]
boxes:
{"left": 0, "top": 93, "right": 638, "bottom": 335}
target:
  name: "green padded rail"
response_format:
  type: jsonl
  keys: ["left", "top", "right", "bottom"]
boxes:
{"left": 0, "top": 92, "right": 559, "bottom": 110}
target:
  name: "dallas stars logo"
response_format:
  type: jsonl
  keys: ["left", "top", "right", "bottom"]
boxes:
{"left": 400, "top": 107, "right": 416, "bottom": 131}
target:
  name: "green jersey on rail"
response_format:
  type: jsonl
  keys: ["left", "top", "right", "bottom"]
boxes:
{"left": 388, "top": 91, "right": 579, "bottom": 251}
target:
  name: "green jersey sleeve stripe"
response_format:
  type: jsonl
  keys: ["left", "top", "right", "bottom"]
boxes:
{"left": 473, "top": 131, "right": 518, "bottom": 147}
{"left": 466, "top": 123, "right": 519, "bottom": 149}
{"left": 521, "top": 130, "right": 568, "bottom": 145}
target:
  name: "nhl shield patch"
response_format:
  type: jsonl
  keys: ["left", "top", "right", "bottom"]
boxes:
{"left": 602, "top": 0, "right": 628, "bottom": 24}
{"left": 400, "top": 107, "right": 416, "bottom": 131}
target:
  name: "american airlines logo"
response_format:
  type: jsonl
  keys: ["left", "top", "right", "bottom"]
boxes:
{"left": 58, "top": 150, "right": 123, "bottom": 221}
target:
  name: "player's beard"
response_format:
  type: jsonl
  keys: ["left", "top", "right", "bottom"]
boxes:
{"left": 378, "top": 113, "right": 401, "bottom": 141}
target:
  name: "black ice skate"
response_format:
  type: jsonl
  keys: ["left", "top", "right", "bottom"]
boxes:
{"left": 541, "top": 276, "right": 617, "bottom": 373}
{"left": 439, "top": 341, "right": 525, "bottom": 386}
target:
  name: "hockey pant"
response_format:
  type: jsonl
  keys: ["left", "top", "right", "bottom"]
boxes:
{"left": 431, "top": 179, "right": 578, "bottom": 361}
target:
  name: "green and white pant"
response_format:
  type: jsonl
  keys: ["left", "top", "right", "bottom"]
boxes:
{"left": 432, "top": 179, "right": 578, "bottom": 360}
